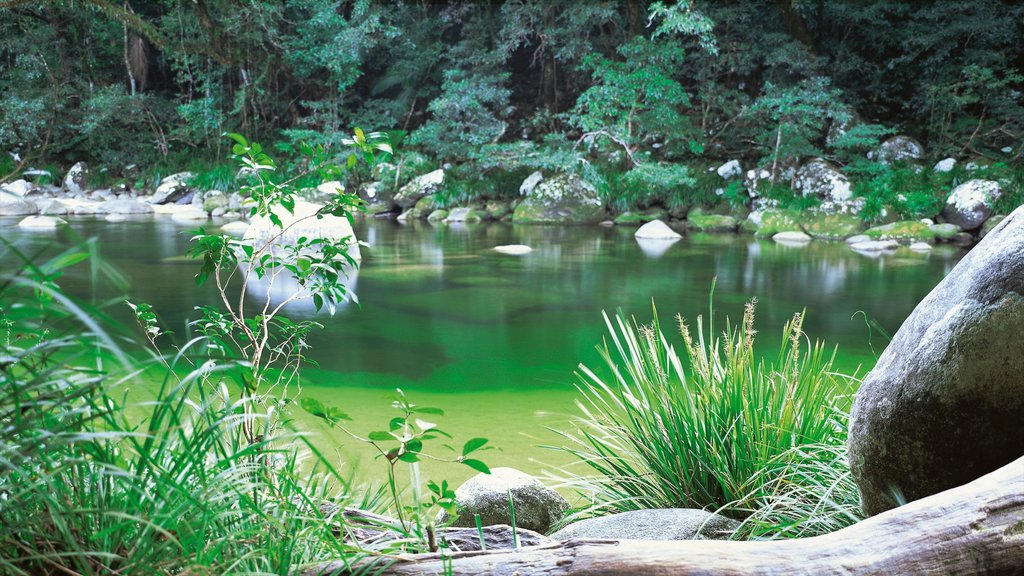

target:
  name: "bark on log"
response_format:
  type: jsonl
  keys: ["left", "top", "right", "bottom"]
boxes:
{"left": 303, "top": 456, "right": 1024, "bottom": 576}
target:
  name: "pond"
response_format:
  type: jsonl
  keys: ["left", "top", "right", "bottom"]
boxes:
{"left": 2, "top": 215, "right": 965, "bottom": 490}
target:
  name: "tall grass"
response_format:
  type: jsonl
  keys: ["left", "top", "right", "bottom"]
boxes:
{"left": 0, "top": 240, "right": 366, "bottom": 575}
{"left": 553, "top": 295, "right": 861, "bottom": 536}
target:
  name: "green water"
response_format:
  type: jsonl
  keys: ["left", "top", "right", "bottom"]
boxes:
{"left": 2, "top": 216, "right": 965, "bottom": 488}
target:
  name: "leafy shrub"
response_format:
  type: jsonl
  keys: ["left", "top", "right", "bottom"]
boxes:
{"left": 554, "top": 296, "right": 855, "bottom": 534}
{"left": 848, "top": 162, "right": 947, "bottom": 223}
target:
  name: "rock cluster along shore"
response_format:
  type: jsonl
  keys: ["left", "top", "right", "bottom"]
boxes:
{"left": 2, "top": 138, "right": 1012, "bottom": 258}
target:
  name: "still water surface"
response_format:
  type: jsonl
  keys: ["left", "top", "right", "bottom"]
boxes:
{"left": 3, "top": 216, "right": 965, "bottom": 487}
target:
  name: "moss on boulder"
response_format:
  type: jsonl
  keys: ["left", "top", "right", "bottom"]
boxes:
{"left": 799, "top": 211, "right": 865, "bottom": 240}
{"left": 865, "top": 220, "right": 936, "bottom": 243}
{"left": 687, "top": 207, "right": 738, "bottom": 233}
{"left": 753, "top": 208, "right": 802, "bottom": 238}
{"left": 512, "top": 173, "right": 605, "bottom": 224}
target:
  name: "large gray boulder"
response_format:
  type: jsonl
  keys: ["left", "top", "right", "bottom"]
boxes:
{"left": 870, "top": 136, "right": 924, "bottom": 164}
{"left": 792, "top": 158, "right": 852, "bottom": 202}
{"left": 941, "top": 179, "right": 1000, "bottom": 230}
{"left": 151, "top": 172, "right": 195, "bottom": 204}
{"left": 64, "top": 161, "right": 89, "bottom": 194}
{"left": 0, "top": 191, "right": 39, "bottom": 216}
{"left": 848, "top": 205, "right": 1024, "bottom": 516}
{"left": 440, "top": 467, "right": 569, "bottom": 533}
{"left": 1, "top": 179, "right": 36, "bottom": 197}
{"left": 512, "top": 173, "right": 605, "bottom": 224}
{"left": 550, "top": 509, "right": 739, "bottom": 541}
{"left": 394, "top": 169, "right": 444, "bottom": 209}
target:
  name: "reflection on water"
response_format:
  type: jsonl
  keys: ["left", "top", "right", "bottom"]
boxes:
{"left": 0, "top": 215, "right": 967, "bottom": 481}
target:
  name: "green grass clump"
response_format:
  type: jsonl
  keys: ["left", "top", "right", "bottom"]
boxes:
{"left": 554, "top": 294, "right": 860, "bottom": 537}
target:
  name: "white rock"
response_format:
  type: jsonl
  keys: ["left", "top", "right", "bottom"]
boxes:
{"left": 151, "top": 172, "right": 194, "bottom": 204}
{"left": 18, "top": 215, "right": 67, "bottom": 229}
{"left": 634, "top": 219, "right": 682, "bottom": 240}
{"left": 920, "top": 218, "right": 935, "bottom": 226}
{"left": 872, "top": 136, "right": 924, "bottom": 164}
{"left": 1, "top": 179, "right": 35, "bottom": 197}
{"left": 909, "top": 242, "right": 933, "bottom": 251}
{"left": 519, "top": 171, "right": 544, "bottom": 196}
{"left": 493, "top": 244, "right": 532, "bottom": 255}
{"left": 933, "top": 158, "right": 957, "bottom": 172}
{"left": 942, "top": 179, "right": 1001, "bottom": 230}
{"left": 716, "top": 160, "right": 742, "bottom": 179}
{"left": 773, "top": 231, "right": 812, "bottom": 244}
{"left": 63, "top": 162, "right": 88, "bottom": 194}
{"left": 793, "top": 158, "right": 852, "bottom": 202}
{"left": 37, "top": 198, "right": 68, "bottom": 215}
{"left": 170, "top": 207, "right": 209, "bottom": 222}
{"left": 850, "top": 240, "right": 899, "bottom": 252}
{"left": 221, "top": 221, "right": 250, "bottom": 235}
{"left": 1001, "top": 146, "right": 1013, "bottom": 154}
{"left": 245, "top": 200, "right": 361, "bottom": 261}
{"left": 105, "top": 213, "right": 127, "bottom": 222}
{"left": 845, "top": 234, "right": 871, "bottom": 244}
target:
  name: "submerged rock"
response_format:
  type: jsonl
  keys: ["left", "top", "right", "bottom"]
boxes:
{"left": 440, "top": 467, "right": 569, "bottom": 533}
{"left": 494, "top": 244, "right": 532, "bottom": 255}
{"left": 18, "top": 215, "right": 67, "bottom": 229}
{"left": 864, "top": 221, "right": 935, "bottom": 243}
{"left": 850, "top": 239, "right": 899, "bottom": 252}
{"left": 849, "top": 205, "right": 1024, "bottom": 516}
{"left": 512, "top": 173, "right": 605, "bottom": 224}
{"left": 773, "top": 231, "right": 812, "bottom": 244}
{"left": 550, "top": 509, "right": 739, "bottom": 541}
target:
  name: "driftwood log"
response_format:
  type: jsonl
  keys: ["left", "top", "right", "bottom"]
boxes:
{"left": 304, "top": 456, "right": 1024, "bottom": 575}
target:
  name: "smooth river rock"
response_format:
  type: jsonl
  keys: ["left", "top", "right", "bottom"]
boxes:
{"left": 634, "top": 219, "right": 681, "bottom": 240}
{"left": 493, "top": 244, "right": 532, "bottom": 255}
{"left": 18, "top": 215, "right": 67, "bottom": 229}
{"left": 440, "top": 467, "right": 569, "bottom": 534}
{"left": 848, "top": 205, "right": 1024, "bottom": 516}
{"left": 550, "top": 509, "right": 739, "bottom": 541}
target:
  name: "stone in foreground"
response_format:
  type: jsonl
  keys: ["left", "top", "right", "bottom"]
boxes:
{"left": 848, "top": 205, "right": 1024, "bottom": 516}
{"left": 441, "top": 467, "right": 569, "bottom": 533}
{"left": 550, "top": 509, "right": 739, "bottom": 541}
{"left": 634, "top": 219, "right": 681, "bottom": 240}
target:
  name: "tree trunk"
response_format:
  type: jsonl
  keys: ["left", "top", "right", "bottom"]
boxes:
{"left": 304, "top": 456, "right": 1024, "bottom": 576}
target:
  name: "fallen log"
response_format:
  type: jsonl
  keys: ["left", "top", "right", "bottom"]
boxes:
{"left": 303, "top": 456, "right": 1024, "bottom": 575}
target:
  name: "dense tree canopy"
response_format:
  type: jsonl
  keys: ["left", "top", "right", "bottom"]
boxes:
{"left": 1, "top": 0, "right": 1021, "bottom": 180}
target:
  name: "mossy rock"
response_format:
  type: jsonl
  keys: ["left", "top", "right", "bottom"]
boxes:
{"left": 614, "top": 209, "right": 668, "bottom": 226}
{"left": 799, "top": 211, "right": 865, "bottom": 240}
{"left": 426, "top": 209, "right": 448, "bottom": 222}
{"left": 754, "top": 209, "right": 802, "bottom": 238}
{"left": 981, "top": 214, "right": 1007, "bottom": 239}
{"left": 687, "top": 208, "right": 738, "bottom": 233}
{"left": 865, "top": 220, "right": 936, "bottom": 243}
{"left": 929, "top": 222, "right": 961, "bottom": 241}
{"left": 512, "top": 173, "right": 605, "bottom": 224}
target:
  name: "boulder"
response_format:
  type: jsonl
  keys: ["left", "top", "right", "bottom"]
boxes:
{"left": 151, "top": 172, "right": 195, "bottom": 204}
{"left": 634, "top": 220, "right": 681, "bottom": 240}
{"left": 170, "top": 206, "right": 209, "bottom": 222}
{"left": 0, "top": 191, "right": 40, "bottom": 216}
{"left": 864, "top": 221, "right": 935, "bottom": 243}
{"left": 99, "top": 199, "right": 154, "bottom": 215}
{"left": 849, "top": 206, "right": 1024, "bottom": 516}
{"left": 871, "top": 136, "right": 924, "bottom": 164}
{"left": 221, "top": 221, "right": 250, "bottom": 236}
{"left": 398, "top": 195, "right": 438, "bottom": 221}
{"left": 37, "top": 198, "right": 69, "bottom": 215}
{"left": 845, "top": 234, "right": 871, "bottom": 245}
{"left": 933, "top": 158, "right": 957, "bottom": 173}
{"left": 716, "top": 160, "right": 742, "bottom": 180}
{"left": 440, "top": 468, "right": 569, "bottom": 534}
{"left": 444, "top": 207, "right": 486, "bottom": 224}
{"left": 686, "top": 208, "right": 737, "bottom": 233}
{"left": 909, "top": 242, "right": 933, "bottom": 252}
{"left": 850, "top": 239, "right": 899, "bottom": 252}
{"left": 1, "top": 179, "right": 36, "bottom": 197}
{"left": 426, "top": 209, "right": 448, "bottom": 222}
{"left": 752, "top": 208, "right": 802, "bottom": 238}
{"left": 63, "top": 162, "right": 89, "bottom": 194}
{"left": 519, "top": 171, "right": 544, "bottom": 196}
{"left": 941, "top": 179, "right": 1000, "bottom": 230}
{"left": 244, "top": 200, "right": 361, "bottom": 261}
{"left": 512, "top": 173, "right": 605, "bottom": 224}
{"left": 550, "top": 509, "right": 739, "bottom": 541}
{"left": 980, "top": 214, "right": 1006, "bottom": 239}
{"left": 200, "top": 190, "right": 228, "bottom": 214}
{"left": 394, "top": 169, "right": 444, "bottom": 209}
{"left": 483, "top": 199, "right": 514, "bottom": 220}
{"left": 18, "top": 215, "right": 66, "bottom": 229}
{"left": 773, "top": 231, "right": 812, "bottom": 244}
{"left": 799, "top": 211, "right": 864, "bottom": 240}
{"left": 929, "top": 222, "right": 961, "bottom": 241}
{"left": 792, "top": 158, "right": 852, "bottom": 202}
{"left": 357, "top": 181, "right": 395, "bottom": 213}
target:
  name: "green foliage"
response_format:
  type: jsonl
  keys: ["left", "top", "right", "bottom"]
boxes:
{"left": 554, "top": 297, "right": 854, "bottom": 532}
{"left": 410, "top": 69, "right": 511, "bottom": 162}
{"left": 848, "top": 162, "right": 947, "bottom": 223}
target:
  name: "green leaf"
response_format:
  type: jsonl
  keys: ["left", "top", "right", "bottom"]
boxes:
{"left": 368, "top": 431, "right": 393, "bottom": 442}
{"left": 462, "top": 437, "right": 489, "bottom": 456}
{"left": 462, "top": 459, "right": 491, "bottom": 474}
{"left": 397, "top": 452, "right": 420, "bottom": 463}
